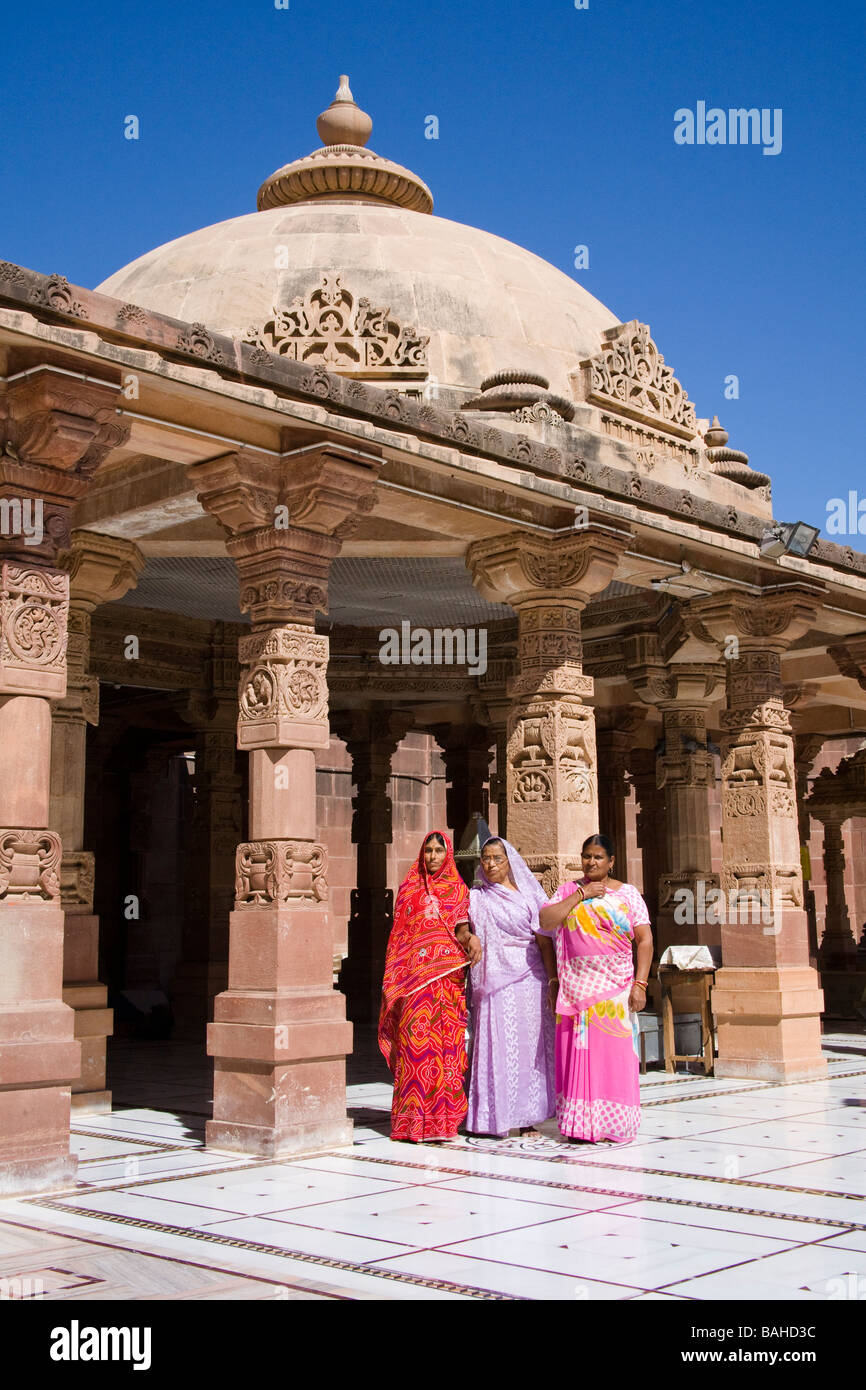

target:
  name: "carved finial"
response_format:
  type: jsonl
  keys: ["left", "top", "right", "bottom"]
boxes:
{"left": 705, "top": 415, "right": 729, "bottom": 448}
{"left": 316, "top": 74, "right": 373, "bottom": 148}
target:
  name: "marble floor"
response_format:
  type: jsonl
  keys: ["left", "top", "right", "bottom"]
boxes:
{"left": 0, "top": 1029, "right": 864, "bottom": 1301}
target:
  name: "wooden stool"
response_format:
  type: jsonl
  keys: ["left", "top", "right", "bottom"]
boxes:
{"left": 659, "top": 966, "right": 715, "bottom": 1075}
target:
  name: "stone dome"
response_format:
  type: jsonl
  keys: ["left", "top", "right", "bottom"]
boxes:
{"left": 95, "top": 78, "right": 620, "bottom": 397}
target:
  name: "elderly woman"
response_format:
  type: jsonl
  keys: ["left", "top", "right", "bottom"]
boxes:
{"left": 466, "top": 836, "right": 557, "bottom": 1138}
{"left": 379, "top": 831, "right": 481, "bottom": 1143}
{"left": 538, "top": 833, "right": 653, "bottom": 1144}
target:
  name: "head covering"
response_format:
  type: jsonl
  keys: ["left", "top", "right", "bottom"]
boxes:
{"left": 378, "top": 831, "right": 469, "bottom": 1066}
{"left": 468, "top": 836, "right": 549, "bottom": 998}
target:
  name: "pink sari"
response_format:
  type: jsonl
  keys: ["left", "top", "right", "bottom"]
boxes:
{"left": 540, "top": 882, "right": 648, "bottom": 1143}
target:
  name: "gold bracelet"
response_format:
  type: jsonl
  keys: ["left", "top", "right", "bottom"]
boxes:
{"left": 634, "top": 979, "right": 649, "bottom": 988}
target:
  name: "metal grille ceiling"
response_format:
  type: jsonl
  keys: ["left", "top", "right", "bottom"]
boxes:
{"left": 114, "top": 557, "right": 642, "bottom": 627}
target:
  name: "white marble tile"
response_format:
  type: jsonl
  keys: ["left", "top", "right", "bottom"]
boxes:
{"left": 692, "top": 1119, "right": 866, "bottom": 1157}
{"left": 123, "top": 1167, "right": 409, "bottom": 1217}
{"left": 749, "top": 1154, "right": 866, "bottom": 1195}
{"left": 664, "top": 1242, "right": 866, "bottom": 1300}
{"left": 614, "top": 1199, "right": 846, "bottom": 1242}
{"left": 428, "top": 1175, "right": 642, "bottom": 1212}
{"left": 51, "top": 1188, "right": 239, "bottom": 1228}
{"left": 264, "top": 1183, "right": 569, "bottom": 1245}
{"left": 72, "top": 1135, "right": 171, "bottom": 1161}
{"left": 558, "top": 1135, "right": 822, "bottom": 1180}
{"left": 809, "top": 1231, "right": 866, "bottom": 1256}
{"left": 200, "top": 1213, "right": 419, "bottom": 1265}
{"left": 367, "top": 1249, "right": 642, "bottom": 1299}
{"left": 439, "top": 1209, "right": 797, "bottom": 1289}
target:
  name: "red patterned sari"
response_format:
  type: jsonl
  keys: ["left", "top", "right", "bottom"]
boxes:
{"left": 379, "top": 833, "right": 470, "bottom": 1141}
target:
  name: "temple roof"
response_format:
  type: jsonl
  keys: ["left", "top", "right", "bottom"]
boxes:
{"left": 95, "top": 76, "right": 620, "bottom": 396}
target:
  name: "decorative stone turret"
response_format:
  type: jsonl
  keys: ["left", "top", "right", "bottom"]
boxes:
{"left": 257, "top": 76, "right": 433, "bottom": 214}
{"left": 464, "top": 369, "right": 575, "bottom": 423}
{"left": 703, "top": 415, "right": 770, "bottom": 489}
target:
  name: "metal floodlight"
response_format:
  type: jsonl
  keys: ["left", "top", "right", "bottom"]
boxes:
{"left": 760, "top": 520, "right": 820, "bottom": 560}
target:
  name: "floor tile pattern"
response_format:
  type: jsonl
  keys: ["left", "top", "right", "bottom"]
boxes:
{"left": 0, "top": 1029, "right": 863, "bottom": 1300}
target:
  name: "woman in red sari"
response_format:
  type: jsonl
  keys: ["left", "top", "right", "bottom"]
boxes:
{"left": 379, "top": 832, "right": 482, "bottom": 1142}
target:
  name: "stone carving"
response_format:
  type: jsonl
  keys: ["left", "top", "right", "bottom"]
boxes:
{"left": 175, "top": 322, "right": 225, "bottom": 364}
{"left": 237, "top": 625, "right": 329, "bottom": 750}
{"left": 117, "top": 302, "right": 148, "bottom": 324}
{"left": 29, "top": 273, "right": 85, "bottom": 317}
{"left": 235, "top": 839, "right": 328, "bottom": 907}
{"left": 0, "top": 829, "right": 62, "bottom": 900}
{"left": 0, "top": 562, "right": 68, "bottom": 697}
{"left": 513, "top": 770, "right": 552, "bottom": 803}
{"left": 0, "top": 262, "right": 28, "bottom": 286}
{"left": 579, "top": 321, "right": 698, "bottom": 438}
{"left": 60, "top": 850, "right": 95, "bottom": 910}
{"left": 242, "top": 274, "right": 429, "bottom": 377}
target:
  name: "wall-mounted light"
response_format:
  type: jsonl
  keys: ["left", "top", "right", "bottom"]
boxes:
{"left": 760, "top": 520, "right": 820, "bottom": 560}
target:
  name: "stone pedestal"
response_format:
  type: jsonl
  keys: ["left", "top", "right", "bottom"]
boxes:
{"left": 468, "top": 526, "right": 630, "bottom": 891}
{"left": 690, "top": 587, "right": 826, "bottom": 1081}
{"left": 192, "top": 442, "right": 382, "bottom": 1157}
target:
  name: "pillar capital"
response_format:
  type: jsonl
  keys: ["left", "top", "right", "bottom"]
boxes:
{"left": 467, "top": 525, "right": 631, "bottom": 612}
{"left": 687, "top": 584, "right": 824, "bottom": 653}
{"left": 1, "top": 370, "right": 130, "bottom": 567}
{"left": 827, "top": 634, "right": 866, "bottom": 691}
{"left": 190, "top": 441, "right": 382, "bottom": 626}
{"left": 60, "top": 530, "right": 144, "bottom": 613}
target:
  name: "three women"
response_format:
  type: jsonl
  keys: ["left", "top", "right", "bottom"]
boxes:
{"left": 380, "top": 828, "right": 653, "bottom": 1147}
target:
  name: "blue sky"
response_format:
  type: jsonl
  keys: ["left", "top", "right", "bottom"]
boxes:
{"left": 2, "top": 0, "right": 863, "bottom": 533}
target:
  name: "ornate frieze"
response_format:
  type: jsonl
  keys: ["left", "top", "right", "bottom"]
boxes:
{"left": 235, "top": 839, "right": 328, "bottom": 907}
{"left": 241, "top": 274, "right": 429, "bottom": 378}
{"left": 0, "top": 829, "right": 62, "bottom": 901}
{"left": 578, "top": 321, "right": 698, "bottom": 440}
{"left": 0, "top": 562, "right": 68, "bottom": 697}
{"left": 238, "top": 624, "right": 329, "bottom": 749}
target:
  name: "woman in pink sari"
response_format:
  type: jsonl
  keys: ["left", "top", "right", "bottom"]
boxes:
{"left": 538, "top": 834, "right": 653, "bottom": 1144}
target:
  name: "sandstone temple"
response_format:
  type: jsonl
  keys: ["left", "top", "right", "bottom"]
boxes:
{"left": 1, "top": 77, "right": 864, "bottom": 1194}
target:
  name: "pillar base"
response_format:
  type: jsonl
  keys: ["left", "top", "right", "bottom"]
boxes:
{"left": 207, "top": 1112, "right": 353, "bottom": 1160}
{"left": 71, "top": 1090, "right": 111, "bottom": 1115}
{"left": 0, "top": 1086, "right": 78, "bottom": 1196}
{"left": 712, "top": 966, "right": 826, "bottom": 1082}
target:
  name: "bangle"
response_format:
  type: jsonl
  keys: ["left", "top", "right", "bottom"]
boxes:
{"left": 634, "top": 979, "right": 649, "bottom": 989}
{"left": 548, "top": 976, "right": 559, "bottom": 985}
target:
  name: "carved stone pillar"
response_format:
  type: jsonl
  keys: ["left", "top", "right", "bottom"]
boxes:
{"left": 0, "top": 369, "right": 128, "bottom": 1194}
{"left": 689, "top": 586, "right": 826, "bottom": 1080}
{"left": 816, "top": 816, "right": 858, "bottom": 970}
{"left": 174, "top": 717, "right": 242, "bottom": 1037}
{"left": 190, "top": 441, "right": 382, "bottom": 1157}
{"left": 627, "top": 654, "right": 725, "bottom": 952}
{"left": 793, "top": 733, "right": 825, "bottom": 962}
{"left": 174, "top": 624, "right": 244, "bottom": 1037}
{"left": 628, "top": 746, "right": 668, "bottom": 930}
{"left": 468, "top": 526, "right": 631, "bottom": 891}
{"left": 332, "top": 709, "right": 410, "bottom": 1026}
{"left": 431, "top": 723, "right": 493, "bottom": 847}
{"left": 595, "top": 712, "right": 645, "bottom": 884}
{"left": 474, "top": 628, "right": 517, "bottom": 838}
{"left": 51, "top": 532, "right": 144, "bottom": 1110}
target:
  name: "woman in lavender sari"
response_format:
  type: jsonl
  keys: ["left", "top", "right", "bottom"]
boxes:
{"left": 465, "top": 836, "right": 557, "bottom": 1137}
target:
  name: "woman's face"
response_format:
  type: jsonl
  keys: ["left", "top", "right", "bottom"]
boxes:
{"left": 581, "top": 843, "right": 613, "bottom": 880}
{"left": 424, "top": 838, "right": 448, "bottom": 874}
{"left": 480, "top": 842, "right": 510, "bottom": 884}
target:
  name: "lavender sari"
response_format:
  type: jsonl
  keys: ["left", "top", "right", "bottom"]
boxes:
{"left": 466, "top": 837, "right": 556, "bottom": 1136}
